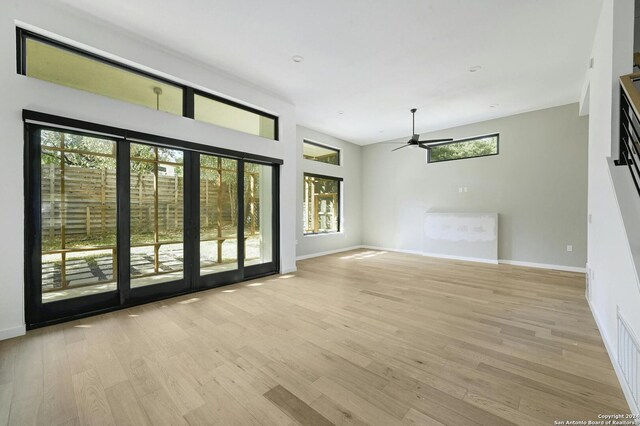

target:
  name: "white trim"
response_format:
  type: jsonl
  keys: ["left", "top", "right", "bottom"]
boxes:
{"left": 588, "top": 299, "right": 640, "bottom": 417}
{"left": 303, "top": 231, "right": 344, "bottom": 238}
{"left": 498, "top": 259, "right": 586, "bottom": 273}
{"left": 296, "top": 245, "right": 363, "bottom": 261}
{"left": 361, "top": 245, "right": 499, "bottom": 264}
{"left": 281, "top": 267, "right": 297, "bottom": 274}
{"left": 360, "top": 245, "right": 421, "bottom": 256}
{"left": 423, "top": 252, "right": 498, "bottom": 264}
{"left": 296, "top": 244, "right": 585, "bottom": 273}
{"left": 0, "top": 324, "right": 26, "bottom": 341}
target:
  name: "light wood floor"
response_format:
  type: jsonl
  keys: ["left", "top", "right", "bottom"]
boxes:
{"left": 0, "top": 249, "right": 630, "bottom": 425}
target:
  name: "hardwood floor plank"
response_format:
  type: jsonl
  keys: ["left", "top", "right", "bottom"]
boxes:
{"left": 401, "top": 408, "right": 446, "bottom": 426}
{"left": 264, "top": 384, "right": 333, "bottom": 426}
{"left": 0, "top": 382, "right": 12, "bottom": 426}
{"left": 186, "top": 377, "right": 262, "bottom": 426}
{"left": 139, "top": 389, "right": 189, "bottom": 426}
{"left": 71, "top": 369, "right": 115, "bottom": 426}
{"left": 104, "top": 381, "right": 151, "bottom": 426}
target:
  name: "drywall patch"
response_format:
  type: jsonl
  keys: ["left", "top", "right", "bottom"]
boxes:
{"left": 423, "top": 212, "right": 498, "bottom": 262}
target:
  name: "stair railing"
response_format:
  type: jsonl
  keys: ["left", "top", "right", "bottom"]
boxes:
{"left": 616, "top": 72, "right": 640, "bottom": 195}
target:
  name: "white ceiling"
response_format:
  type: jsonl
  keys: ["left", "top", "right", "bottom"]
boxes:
{"left": 46, "top": 0, "right": 602, "bottom": 145}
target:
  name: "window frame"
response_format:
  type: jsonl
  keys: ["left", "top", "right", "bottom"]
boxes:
{"left": 302, "top": 139, "right": 341, "bottom": 166}
{"left": 194, "top": 89, "right": 279, "bottom": 141}
{"left": 16, "top": 28, "right": 279, "bottom": 140}
{"left": 23, "top": 109, "right": 282, "bottom": 329}
{"left": 303, "top": 172, "right": 343, "bottom": 236}
{"left": 427, "top": 133, "right": 500, "bottom": 164}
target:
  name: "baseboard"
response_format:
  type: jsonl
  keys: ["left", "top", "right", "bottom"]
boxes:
{"left": 423, "top": 252, "right": 498, "bottom": 264}
{"left": 296, "top": 245, "right": 364, "bottom": 261}
{"left": 499, "top": 259, "right": 586, "bottom": 273}
{"left": 587, "top": 298, "right": 640, "bottom": 417}
{"left": 362, "top": 245, "right": 499, "bottom": 264}
{"left": 296, "top": 244, "right": 585, "bottom": 273}
{"left": 0, "top": 324, "right": 25, "bottom": 341}
{"left": 360, "top": 245, "right": 423, "bottom": 257}
{"left": 281, "top": 267, "right": 297, "bottom": 274}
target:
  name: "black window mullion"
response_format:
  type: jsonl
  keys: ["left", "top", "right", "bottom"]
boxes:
{"left": 272, "top": 164, "right": 280, "bottom": 272}
{"left": 184, "top": 87, "right": 195, "bottom": 119}
{"left": 117, "top": 140, "right": 131, "bottom": 305}
{"left": 338, "top": 180, "right": 342, "bottom": 233}
{"left": 24, "top": 125, "right": 42, "bottom": 325}
{"left": 185, "top": 151, "right": 199, "bottom": 289}
{"left": 237, "top": 160, "right": 245, "bottom": 276}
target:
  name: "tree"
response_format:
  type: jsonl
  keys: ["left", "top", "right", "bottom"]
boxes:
{"left": 429, "top": 137, "right": 497, "bottom": 162}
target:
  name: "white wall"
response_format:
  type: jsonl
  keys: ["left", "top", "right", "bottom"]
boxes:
{"left": 0, "top": 0, "right": 297, "bottom": 339}
{"left": 296, "top": 126, "right": 362, "bottom": 258}
{"left": 586, "top": 0, "right": 640, "bottom": 414}
{"left": 361, "top": 103, "right": 589, "bottom": 269}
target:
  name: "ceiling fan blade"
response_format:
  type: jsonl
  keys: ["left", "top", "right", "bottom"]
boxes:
{"left": 418, "top": 138, "right": 454, "bottom": 144}
{"left": 391, "top": 144, "right": 411, "bottom": 152}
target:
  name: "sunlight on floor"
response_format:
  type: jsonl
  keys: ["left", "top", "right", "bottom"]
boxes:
{"left": 340, "top": 251, "right": 387, "bottom": 260}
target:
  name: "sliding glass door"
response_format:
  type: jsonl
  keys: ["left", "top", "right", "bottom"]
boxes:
{"left": 25, "top": 119, "right": 280, "bottom": 328}
{"left": 244, "top": 162, "right": 278, "bottom": 277}
{"left": 26, "top": 127, "right": 122, "bottom": 324}
{"left": 197, "top": 153, "right": 242, "bottom": 288}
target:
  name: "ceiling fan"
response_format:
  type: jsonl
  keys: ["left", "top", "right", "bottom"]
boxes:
{"left": 392, "top": 108, "right": 453, "bottom": 152}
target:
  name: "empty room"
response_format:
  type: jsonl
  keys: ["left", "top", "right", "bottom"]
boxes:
{"left": 2, "top": 0, "right": 640, "bottom": 425}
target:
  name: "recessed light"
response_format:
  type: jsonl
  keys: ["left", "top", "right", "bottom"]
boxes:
{"left": 490, "top": 104, "right": 499, "bottom": 108}
{"left": 292, "top": 55, "right": 304, "bottom": 63}
{"left": 338, "top": 111, "right": 344, "bottom": 115}
{"left": 469, "top": 65, "right": 482, "bottom": 73}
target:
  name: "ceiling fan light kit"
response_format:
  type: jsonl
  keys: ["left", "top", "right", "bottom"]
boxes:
{"left": 392, "top": 108, "right": 454, "bottom": 152}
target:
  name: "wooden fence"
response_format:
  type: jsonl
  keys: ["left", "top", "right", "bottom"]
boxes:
{"left": 41, "top": 164, "right": 239, "bottom": 242}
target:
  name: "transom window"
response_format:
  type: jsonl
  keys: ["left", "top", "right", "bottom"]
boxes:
{"left": 303, "top": 140, "right": 340, "bottom": 165}
{"left": 428, "top": 134, "right": 499, "bottom": 163}
{"left": 17, "top": 29, "right": 278, "bottom": 140}
{"left": 303, "top": 174, "right": 341, "bottom": 234}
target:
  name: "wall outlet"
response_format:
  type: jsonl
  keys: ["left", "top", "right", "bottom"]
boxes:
{"left": 463, "top": 187, "right": 468, "bottom": 192}
{"left": 566, "top": 245, "right": 573, "bottom": 252}
{"left": 458, "top": 187, "right": 463, "bottom": 193}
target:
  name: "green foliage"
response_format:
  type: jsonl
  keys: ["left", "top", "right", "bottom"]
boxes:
{"left": 429, "top": 136, "right": 498, "bottom": 163}
{"left": 306, "top": 176, "right": 338, "bottom": 194}
{"left": 41, "top": 130, "right": 116, "bottom": 170}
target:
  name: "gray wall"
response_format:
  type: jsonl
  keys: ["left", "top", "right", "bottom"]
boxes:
{"left": 296, "top": 126, "right": 362, "bottom": 258}
{"left": 361, "top": 103, "right": 589, "bottom": 268}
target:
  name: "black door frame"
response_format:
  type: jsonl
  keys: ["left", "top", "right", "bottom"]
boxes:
{"left": 24, "top": 111, "right": 282, "bottom": 329}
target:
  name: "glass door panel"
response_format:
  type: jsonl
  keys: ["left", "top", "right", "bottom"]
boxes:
{"left": 40, "top": 129, "right": 118, "bottom": 303}
{"left": 200, "top": 154, "right": 238, "bottom": 275}
{"left": 130, "top": 143, "right": 184, "bottom": 288}
{"left": 244, "top": 162, "right": 273, "bottom": 266}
